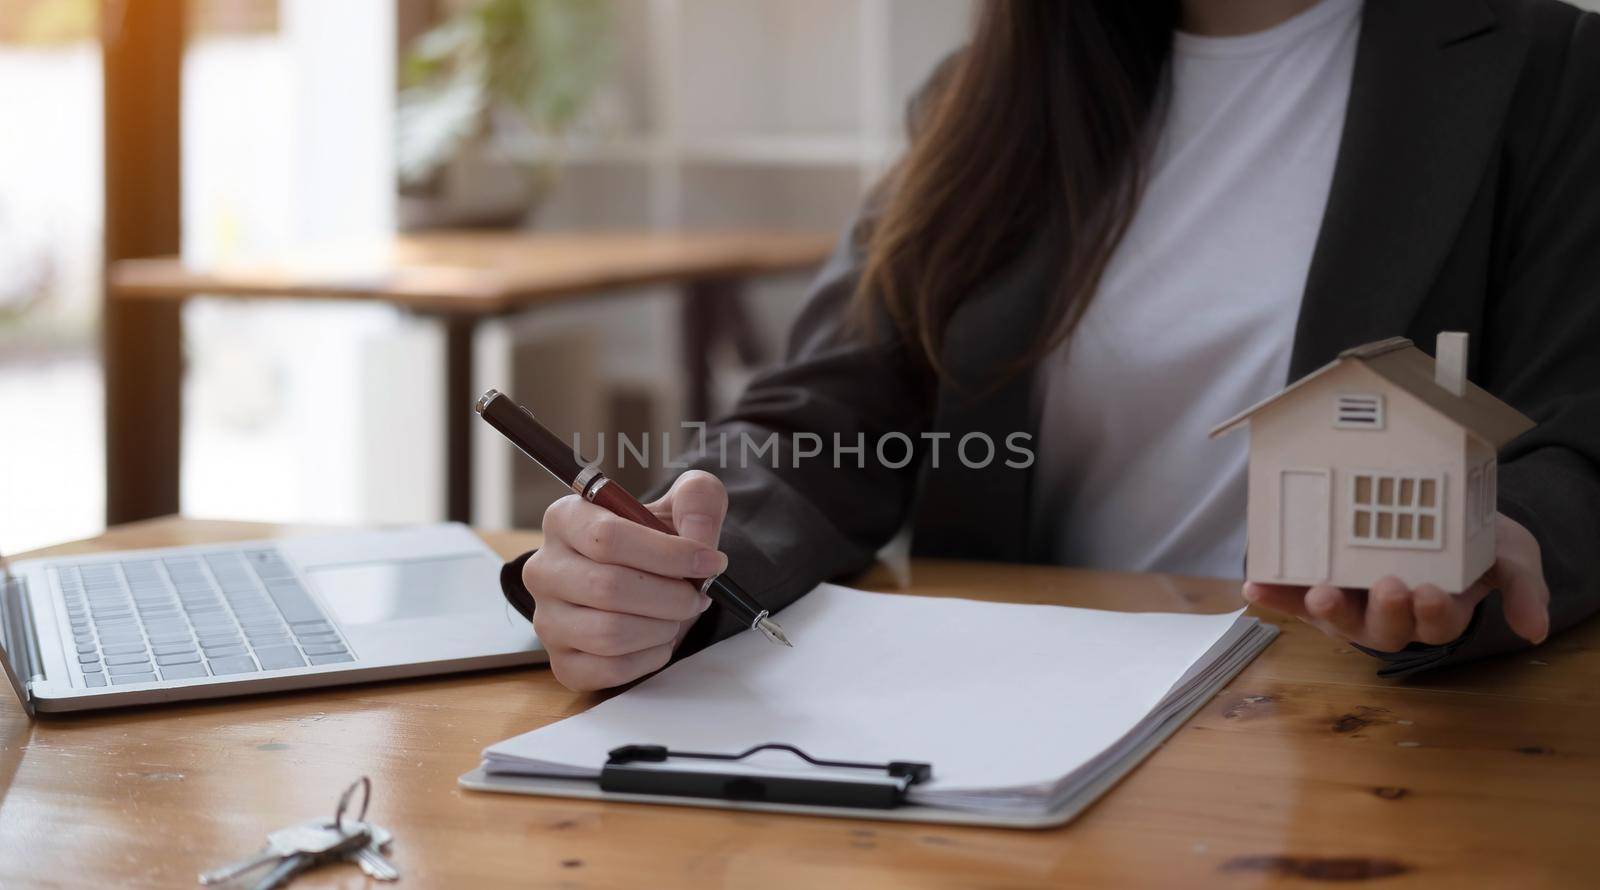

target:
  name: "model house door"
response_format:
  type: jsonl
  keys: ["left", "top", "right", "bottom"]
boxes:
{"left": 1280, "top": 469, "right": 1331, "bottom": 582}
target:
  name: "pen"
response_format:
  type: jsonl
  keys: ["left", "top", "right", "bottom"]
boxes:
{"left": 474, "top": 388, "right": 792, "bottom": 647}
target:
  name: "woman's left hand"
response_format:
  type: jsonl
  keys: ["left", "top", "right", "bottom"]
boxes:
{"left": 1242, "top": 514, "right": 1551, "bottom": 652}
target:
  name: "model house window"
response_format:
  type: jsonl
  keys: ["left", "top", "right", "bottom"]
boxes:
{"left": 1334, "top": 394, "right": 1384, "bottom": 429}
{"left": 1467, "top": 465, "right": 1484, "bottom": 532}
{"left": 1350, "top": 471, "right": 1443, "bottom": 548}
{"left": 1472, "top": 457, "right": 1497, "bottom": 528}
{"left": 1466, "top": 459, "right": 1498, "bottom": 532}
{"left": 1479, "top": 460, "right": 1496, "bottom": 528}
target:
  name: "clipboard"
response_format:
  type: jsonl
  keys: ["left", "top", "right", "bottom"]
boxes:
{"left": 455, "top": 626, "right": 1267, "bottom": 831}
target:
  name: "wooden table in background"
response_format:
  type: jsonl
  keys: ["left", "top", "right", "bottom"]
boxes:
{"left": 107, "top": 230, "right": 834, "bottom": 524}
{"left": 2, "top": 518, "right": 1597, "bottom": 888}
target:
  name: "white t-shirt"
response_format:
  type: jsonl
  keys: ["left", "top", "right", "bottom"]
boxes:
{"left": 1030, "top": 0, "right": 1363, "bottom": 578}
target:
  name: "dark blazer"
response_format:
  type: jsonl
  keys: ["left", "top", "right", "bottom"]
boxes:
{"left": 511, "top": 0, "right": 1600, "bottom": 676}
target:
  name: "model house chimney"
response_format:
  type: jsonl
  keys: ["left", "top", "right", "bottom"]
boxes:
{"left": 1436, "top": 332, "right": 1468, "bottom": 396}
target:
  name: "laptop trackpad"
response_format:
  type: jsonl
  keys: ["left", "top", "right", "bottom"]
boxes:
{"left": 306, "top": 555, "right": 502, "bottom": 627}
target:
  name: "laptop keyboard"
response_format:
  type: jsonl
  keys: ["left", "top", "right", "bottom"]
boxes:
{"left": 56, "top": 549, "right": 353, "bottom": 688}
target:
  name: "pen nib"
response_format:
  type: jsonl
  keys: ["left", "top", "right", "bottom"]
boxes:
{"left": 757, "top": 616, "right": 793, "bottom": 648}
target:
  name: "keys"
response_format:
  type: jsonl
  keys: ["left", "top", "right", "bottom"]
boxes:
{"left": 198, "top": 776, "right": 394, "bottom": 887}
{"left": 208, "top": 654, "right": 259, "bottom": 675}
{"left": 265, "top": 818, "right": 397, "bottom": 883}
{"left": 254, "top": 646, "right": 307, "bottom": 671}
{"left": 160, "top": 662, "right": 210, "bottom": 680}
{"left": 342, "top": 821, "right": 400, "bottom": 881}
{"left": 249, "top": 824, "right": 371, "bottom": 890}
{"left": 197, "top": 822, "right": 352, "bottom": 886}
{"left": 263, "top": 580, "right": 322, "bottom": 624}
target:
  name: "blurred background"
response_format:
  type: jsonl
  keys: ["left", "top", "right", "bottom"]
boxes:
{"left": 15, "top": 0, "right": 1593, "bottom": 557}
{"left": 0, "top": 0, "right": 972, "bottom": 554}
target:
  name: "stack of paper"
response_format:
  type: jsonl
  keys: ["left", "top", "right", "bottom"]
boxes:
{"left": 477, "top": 584, "right": 1275, "bottom": 823}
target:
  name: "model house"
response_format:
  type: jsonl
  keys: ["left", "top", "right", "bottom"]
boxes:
{"left": 1210, "top": 333, "right": 1534, "bottom": 593}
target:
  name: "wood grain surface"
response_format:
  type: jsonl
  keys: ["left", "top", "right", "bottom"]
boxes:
{"left": 2, "top": 517, "right": 1595, "bottom": 888}
{"left": 108, "top": 231, "right": 835, "bottom": 316}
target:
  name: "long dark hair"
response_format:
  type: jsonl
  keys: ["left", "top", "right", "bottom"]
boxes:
{"left": 856, "top": 1, "right": 1178, "bottom": 378}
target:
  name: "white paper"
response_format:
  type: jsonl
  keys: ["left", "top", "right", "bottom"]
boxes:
{"left": 484, "top": 584, "right": 1244, "bottom": 798}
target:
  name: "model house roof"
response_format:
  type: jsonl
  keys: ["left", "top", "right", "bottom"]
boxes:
{"left": 1209, "top": 336, "right": 1535, "bottom": 446}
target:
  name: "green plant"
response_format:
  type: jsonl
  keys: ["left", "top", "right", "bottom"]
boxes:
{"left": 397, "top": 0, "right": 613, "bottom": 188}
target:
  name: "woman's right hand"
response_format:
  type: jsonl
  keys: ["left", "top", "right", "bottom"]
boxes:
{"left": 522, "top": 470, "right": 729, "bottom": 691}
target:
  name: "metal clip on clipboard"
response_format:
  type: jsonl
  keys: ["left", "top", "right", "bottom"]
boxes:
{"left": 600, "top": 743, "right": 934, "bottom": 810}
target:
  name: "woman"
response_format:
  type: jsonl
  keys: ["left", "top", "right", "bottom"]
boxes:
{"left": 512, "top": 0, "right": 1600, "bottom": 691}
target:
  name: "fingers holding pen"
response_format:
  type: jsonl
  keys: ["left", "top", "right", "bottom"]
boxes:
{"left": 547, "top": 494, "right": 728, "bottom": 579}
{"left": 525, "top": 500, "right": 712, "bottom": 691}
{"left": 545, "top": 642, "right": 676, "bottom": 693}
{"left": 533, "top": 597, "right": 685, "bottom": 658}
{"left": 526, "top": 541, "right": 711, "bottom": 622}
{"left": 483, "top": 392, "right": 735, "bottom": 692}
{"left": 663, "top": 470, "right": 729, "bottom": 549}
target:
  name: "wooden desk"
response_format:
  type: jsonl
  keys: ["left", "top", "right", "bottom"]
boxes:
{"left": 3, "top": 518, "right": 1596, "bottom": 888}
{"left": 106, "top": 230, "right": 834, "bottom": 524}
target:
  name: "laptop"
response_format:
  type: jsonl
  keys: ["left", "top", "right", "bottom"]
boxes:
{"left": 0, "top": 523, "right": 546, "bottom": 715}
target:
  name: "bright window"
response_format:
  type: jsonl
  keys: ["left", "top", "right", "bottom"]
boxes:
{"left": 1350, "top": 471, "right": 1443, "bottom": 549}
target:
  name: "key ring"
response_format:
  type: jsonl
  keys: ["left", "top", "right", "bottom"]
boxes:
{"left": 333, "top": 776, "right": 372, "bottom": 834}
